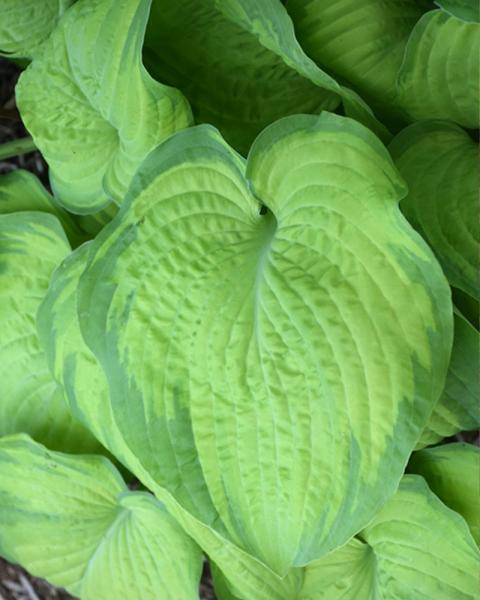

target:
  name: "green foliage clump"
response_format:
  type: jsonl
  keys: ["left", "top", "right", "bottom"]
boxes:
{"left": 0, "top": 0, "right": 478, "bottom": 598}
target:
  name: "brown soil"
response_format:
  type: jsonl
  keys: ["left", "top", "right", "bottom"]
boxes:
{"left": 0, "top": 558, "right": 74, "bottom": 600}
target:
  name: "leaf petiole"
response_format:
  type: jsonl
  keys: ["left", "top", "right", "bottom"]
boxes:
{"left": 0, "top": 136, "right": 37, "bottom": 161}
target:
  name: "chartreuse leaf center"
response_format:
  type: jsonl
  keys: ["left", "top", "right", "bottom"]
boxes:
{"left": 74, "top": 112, "right": 452, "bottom": 576}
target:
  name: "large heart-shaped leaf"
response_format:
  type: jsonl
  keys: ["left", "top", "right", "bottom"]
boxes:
{"left": 0, "top": 169, "right": 86, "bottom": 247}
{"left": 0, "top": 212, "right": 98, "bottom": 452}
{"left": 144, "top": 0, "right": 390, "bottom": 154}
{"left": 409, "top": 443, "right": 480, "bottom": 544}
{"left": 0, "top": 434, "right": 202, "bottom": 599}
{"left": 0, "top": 0, "right": 73, "bottom": 58}
{"left": 391, "top": 120, "right": 479, "bottom": 301}
{"left": 300, "top": 476, "right": 480, "bottom": 599}
{"left": 74, "top": 113, "right": 451, "bottom": 573}
{"left": 418, "top": 309, "right": 479, "bottom": 448}
{"left": 16, "top": 0, "right": 192, "bottom": 214}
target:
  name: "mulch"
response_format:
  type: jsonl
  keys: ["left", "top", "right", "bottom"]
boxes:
{"left": 0, "top": 557, "right": 216, "bottom": 600}
{"left": 0, "top": 559, "right": 73, "bottom": 600}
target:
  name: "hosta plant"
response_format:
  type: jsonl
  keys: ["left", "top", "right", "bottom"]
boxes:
{"left": 0, "top": 0, "right": 478, "bottom": 598}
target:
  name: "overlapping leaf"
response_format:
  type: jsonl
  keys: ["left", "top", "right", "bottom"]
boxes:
{"left": 435, "top": 0, "right": 480, "bottom": 22}
{"left": 211, "top": 557, "right": 303, "bottom": 600}
{"left": 418, "top": 309, "right": 479, "bottom": 447}
{"left": 144, "top": 0, "right": 390, "bottom": 154}
{"left": 300, "top": 476, "right": 480, "bottom": 600}
{"left": 0, "top": 434, "right": 203, "bottom": 599}
{"left": 397, "top": 6, "right": 479, "bottom": 127}
{"left": 391, "top": 120, "right": 479, "bottom": 301}
{"left": 213, "top": 475, "right": 480, "bottom": 599}
{"left": 452, "top": 287, "right": 479, "bottom": 330}
{"left": 286, "top": 0, "right": 479, "bottom": 128}
{"left": 409, "top": 443, "right": 480, "bottom": 544}
{"left": 0, "top": 0, "right": 73, "bottom": 59}
{"left": 285, "top": 0, "right": 424, "bottom": 123}
{"left": 16, "top": 0, "right": 193, "bottom": 214}
{"left": 75, "top": 202, "right": 118, "bottom": 237}
{"left": 0, "top": 169, "right": 86, "bottom": 246}
{"left": 80, "top": 493, "right": 202, "bottom": 600}
{"left": 71, "top": 113, "right": 451, "bottom": 573}
{"left": 0, "top": 212, "right": 98, "bottom": 452}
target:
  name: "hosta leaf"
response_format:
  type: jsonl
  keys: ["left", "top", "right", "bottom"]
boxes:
{"left": 0, "top": 169, "right": 86, "bottom": 247}
{"left": 150, "top": 489, "right": 306, "bottom": 600}
{"left": 37, "top": 241, "right": 218, "bottom": 520}
{"left": 0, "top": 434, "right": 124, "bottom": 594}
{"left": 211, "top": 565, "right": 244, "bottom": 600}
{"left": 209, "top": 551, "right": 304, "bottom": 600}
{"left": 452, "top": 287, "right": 479, "bottom": 330}
{"left": 37, "top": 244, "right": 117, "bottom": 444}
{"left": 285, "top": 0, "right": 424, "bottom": 122}
{"left": 38, "top": 214, "right": 302, "bottom": 600}
{"left": 301, "top": 475, "right": 480, "bottom": 599}
{"left": 418, "top": 309, "right": 480, "bottom": 448}
{"left": 0, "top": 434, "right": 202, "bottom": 599}
{"left": 39, "top": 242, "right": 299, "bottom": 600}
{"left": 75, "top": 202, "right": 118, "bottom": 237}
{"left": 396, "top": 8, "right": 480, "bottom": 127}
{"left": 409, "top": 443, "right": 480, "bottom": 544}
{"left": 16, "top": 0, "right": 192, "bottom": 214}
{"left": 38, "top": 244, "right": 274, "bottom": 600}
{"left": 80, "top": 493, "right": 202, "bottom": 600}
{"left": 301, "top": 538, "right": 375, "bottom": 600}
{"left": 76, "top": 113, "right": 452, "bottom": 573}
{"left": 391, "top": 120, "right": 479, "bottom": 300}
{"left": 286, "top": 1, "right": 479, "bottom": 128}
{"left": 144, "top": 0, "right": 389, "bottom": 154}
{"left": 0, "top": 0, "right": 73, "bottom": 59}
{"left": 0, "top": 212, "right": 97, "bottom": 452}
{"left": 434, "top": 0, "right": 480, "bottom": 22}
{"left": 212, "top": 473, "right": 480, "bottom": 600}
